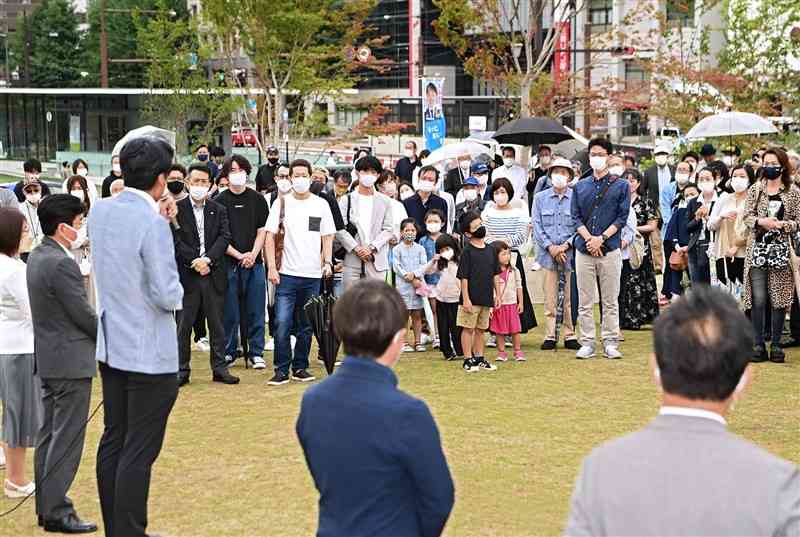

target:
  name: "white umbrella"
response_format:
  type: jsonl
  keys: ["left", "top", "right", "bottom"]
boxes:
{"left": 421, "top": 141, "right": 492, "bottom": 166}
{"left": 112, "top": 125, "right": 176, "bottom": 157}
{"left": 686, "top": 111, "right": 778, "bottom": 140}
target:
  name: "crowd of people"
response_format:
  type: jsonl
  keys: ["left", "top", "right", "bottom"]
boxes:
{"left": 0, "top": 133, "right": 799, "bottom": 534}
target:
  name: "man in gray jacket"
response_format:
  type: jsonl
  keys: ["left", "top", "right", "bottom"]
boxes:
{"left": 89, "top": 136, "right": 184, "bottom": 537}
{"left": 565, "top": 285, "right": 799, "bottom": 536}
{"left": 27, "top": 194, "right": 98, "bottom": 533}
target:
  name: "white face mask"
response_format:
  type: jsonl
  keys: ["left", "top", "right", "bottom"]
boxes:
{"left": 459, "top": 160, "right": 470, "bottom": 171}
{"left": 25, "top": 192, "right": 41, "bottom": 204}
{"left": 699, "top": 181, "right": 715, "bottom": 194}
{"left": 229, "top": 171, "right": 247, "bottom": 186}
{"left": 426, "top": 222, "right": 442, "bottom": 234}
{"left": 112, "top": 163, "right": 122, "bottom": 174}
{"left": 440, "top": 248, "right": 454, "bottom": 260}
{"left": 277, "top": 179, "right": 293, "bottom": 194}
{"left": 494, "top": 192, "right": 509, "bottom": 206}
{"left": 503, "top": 157, "right": 515, "bottom": 168}
{"left": 609, "top": 165, "right": 625, "bottom": 176}
{"left": 589, "top": 156, "right": 607, "bottom": 172}
{"left": 731, "top": 176, "right": 749, "bottom": 193}
{"left": 382, "top": 183, "right": 397, "bottom": 197}
{"left": 400, "top": 189, "right": 414, "bottom": 201}
{"left": 675, "top": 173, "right": 690, "bottom": 185}
{"left": 76, "top": 168, "right": 88, "bottom": 178}
{"left": 359, "top": 173, "right": 377, "bottom": 188}
{"left": 292, "top": 176, "right": 311, "bottom": 194}
{"left": 722, "top": 155, "right": 734, "bottom": 167}
{"left": 418, "top": 180, "right": 435, "bottom": 193}
{"left": 464, "top": 189, "right": 478, "bottom": 201}
{"left": 475, "top": 173, "right": 488, "bottom": 185}
{"left": 539, "top": 155, "right": 551, "bottom": 167}
{"left": 189, "top": 185, "right": 208, "bottom": 201}
{"left": 655, "top": 154, "right": 668, "bottom": 167}
{"left": 551, "top": 174, "right": 568, "bottom": 189}
{"left": 218, "top": 186, "right": 228, "bottom": 194}
{"left": 70, "top": 189, "right": 85, "bottom": 202}
{"left": 61, "top": 223, "right": 83, "bottom": 250}
{"left": 404, "top": 149, "right": 414, "bottom": 158}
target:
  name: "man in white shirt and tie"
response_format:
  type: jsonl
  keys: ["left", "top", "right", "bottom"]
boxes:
{"left": 565, "top": 286, "right": 799, "bottom": 537}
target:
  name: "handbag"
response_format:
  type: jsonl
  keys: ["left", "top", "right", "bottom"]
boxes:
{"left": 628, "top": 231, "right": 646, "bottom": 270}
{"left": 669, "top": 249, "right": 688, "bottom": 271}
{"left": 334, "top": 193, "right": 360, "bottom": 260}
{"left": 751, "top": 230, "right": 790, "bottom": 270}
{"left": 274, "top": 197, "right": 286, "bottom": 271}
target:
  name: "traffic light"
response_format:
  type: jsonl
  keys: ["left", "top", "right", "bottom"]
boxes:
{"left": 610, "top": 46, "right": 636, "bottom": 56}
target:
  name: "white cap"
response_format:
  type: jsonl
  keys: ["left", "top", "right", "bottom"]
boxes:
{"left": 549, "top": 157, "right": 575, "bottom": 178}
{"left": 654, "top": 144, "right": 671, "bottom": 156}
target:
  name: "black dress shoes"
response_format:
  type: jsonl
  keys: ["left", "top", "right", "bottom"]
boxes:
{"left": 43, "top": 513, "right": 97, "bottom": 534}
{"left": 770, "top": 345, "right": 786, "bottom": 364}
{"left": 213, "top": 369, "right": 240, "bottom": 385}
{"left": 751, "top": 346, "right": 768, "bottom": 363}
{"left": 178, "top": 375, "right": 190, "bottom": 387}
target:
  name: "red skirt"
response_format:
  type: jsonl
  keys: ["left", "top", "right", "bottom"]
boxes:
{"left": 489, "top": 304, "right": 521, "bottom": 335}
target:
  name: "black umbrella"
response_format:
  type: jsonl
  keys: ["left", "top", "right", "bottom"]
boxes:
{"left": 304, "top": 278, "right": 340, "bottom": 375}
{"left": 493, "top": 117, "right": 574, "bottom": 147}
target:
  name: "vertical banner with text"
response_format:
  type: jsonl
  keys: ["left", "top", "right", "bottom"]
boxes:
{"left": 553, "top": 22, "right": 571, "bottom": 87}
{"left": 422, "top": 78, "right": 446, "bottom": 151}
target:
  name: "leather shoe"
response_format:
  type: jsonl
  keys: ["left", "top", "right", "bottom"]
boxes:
{"left": 212, "top": 369, "right": 240, "bottom": 385}
{"left": 178, "top": 375, "right": 190, "bottom": 387}
{"left": 540, "top": 339, "right": 556, "bottom": 351}
{"left": 43, "top": 513, "right": 97, "bottom": 534}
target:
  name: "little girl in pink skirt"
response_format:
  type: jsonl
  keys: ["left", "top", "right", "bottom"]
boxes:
{"left": 490, "top": 242, "right": 525, "bottom": 362}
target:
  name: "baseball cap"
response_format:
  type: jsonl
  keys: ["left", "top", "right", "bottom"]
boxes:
{"left": 654, "top": 144, "right": 671, "bottom": 156}
{"left": 470, "top": 162, "right": 489, "bottom": 174}
{"left": 700, "top": 143, "right": 716, "bottom": 156}
{"left": 463, "top": 176, "right": 480, "bottom": 187}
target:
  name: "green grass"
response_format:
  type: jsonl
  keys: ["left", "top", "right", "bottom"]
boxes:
{"left": 3, "top": 307, "right": 798, "bottom": 536}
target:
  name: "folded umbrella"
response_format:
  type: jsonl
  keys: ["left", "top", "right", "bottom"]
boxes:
{"left": 493, "top": 117, "right": 574, "bottom": 147}
{"left": 304, "top": 279, "right": 340, "bottom": 375}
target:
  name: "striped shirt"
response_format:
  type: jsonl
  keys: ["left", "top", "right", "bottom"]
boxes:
{"left": 481, "top": 205, "right": 529, "bottom": 249}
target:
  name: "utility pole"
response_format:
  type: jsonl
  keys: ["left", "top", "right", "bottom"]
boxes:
{"left": 23, "top": 10, "right": 31, "bottom": 86}
{"left": 100, "top": 0, "right": 109, "bottom": 88}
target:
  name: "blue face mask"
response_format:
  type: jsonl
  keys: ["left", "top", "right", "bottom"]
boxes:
{"left": 763, "top": 166, "right": 782, "bottom": 180}
{"left": 198, "top": 154, "right": 209, "bottom": 162}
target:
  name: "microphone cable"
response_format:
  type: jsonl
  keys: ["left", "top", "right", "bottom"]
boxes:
{"left": 0, "top": 399, "right": 104, "bottom": 518}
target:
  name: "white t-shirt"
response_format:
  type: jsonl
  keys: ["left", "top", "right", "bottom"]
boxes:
{"left": 265, "top": 193, "right": 335, "bottom": 278}
{"left": 356, "top": 192, "right": 374, "bottom": 242}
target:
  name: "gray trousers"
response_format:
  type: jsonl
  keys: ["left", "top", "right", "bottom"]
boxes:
{"left": 575, "top": 249, "right": 622, "bottom": 347}
{"left": 342, "top": 260, "right": 386, "bottom": 290}
{"left": 35, "top": 377, "right": 92, "bottom": 521}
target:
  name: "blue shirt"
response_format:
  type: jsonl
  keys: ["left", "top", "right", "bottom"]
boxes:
{"left": 402, "top": 193, "right": 448, "bottom": 238}
{"left": 532, "top": 186, "right": 576, "bottom": 271}
{"left": 296, "top": 356, "right": 454, "bottom": 537}
{"left": 571, "top": 174, "right": 630, "bottom": 254}
{"left": 419, "top": 235, "right": 441, "bottom": 285}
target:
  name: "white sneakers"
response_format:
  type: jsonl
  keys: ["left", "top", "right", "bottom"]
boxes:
{"left": 4, "top": 479, "right": 35, "bottom": 499}
{"left": 604, "top": 345, "right": 623, "bottom": 359}
{"left": 575, "top": 344, "right": 623, "bottom": 359}
{"left": 575, "top": 346, "right": 596, "bottom": 359}
{"left": 195, "top": 337, "right": 211, "bottom": 352}
{"left": 249, "top": 356, "right": 267, "bottom": 369}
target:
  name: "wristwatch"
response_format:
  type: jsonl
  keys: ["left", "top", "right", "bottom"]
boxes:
{"left": 600, "top": 232, "right": 610, "bottom": 242}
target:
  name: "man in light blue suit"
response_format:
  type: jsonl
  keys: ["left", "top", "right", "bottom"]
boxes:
{"left": 89, "top": 136, "right": 184, "bottom": 537}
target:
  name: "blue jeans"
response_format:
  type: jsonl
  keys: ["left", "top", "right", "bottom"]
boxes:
{"left": 223, "top": 263, "right": 266, "bottom": 358}
{"left": 688, "top": 242, "right": 711, "bottom": 285}
{"left": 274, "top": 274, "right": 320, "bottom": 374}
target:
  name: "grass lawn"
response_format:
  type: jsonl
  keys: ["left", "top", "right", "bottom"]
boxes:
{"left": 3, "top": 307, "right": 798, "bottom": 536}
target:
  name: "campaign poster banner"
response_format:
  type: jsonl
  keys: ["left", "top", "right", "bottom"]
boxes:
{"left": 422, "top": 78, "right": 446, "bottom": 151}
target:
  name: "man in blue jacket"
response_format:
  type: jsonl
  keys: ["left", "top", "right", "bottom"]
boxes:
{"left": 296, "top": 280, "right": 455, "bottom": 537}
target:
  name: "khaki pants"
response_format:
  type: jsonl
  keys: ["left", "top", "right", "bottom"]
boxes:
{"left": 542, "top": 268, "right": 576, "bottom": 341}
{"left": 576, "top": 249, "right": 622, "bottom": 347}
{"left": 650, "top": 230, "right": 663, "bottom": 273}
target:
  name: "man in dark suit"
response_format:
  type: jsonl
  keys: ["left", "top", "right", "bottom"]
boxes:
{"left": 394, "top": 140, "right": 420, "bottom": 184}
{"left": 297, "top": 280, "right": 454, "bottom": 537}
{"left": 172, "top": 163, "right": 239, "bottom": 386}
{"left": 27, "top": 194, "right": 98, "bottom": 534}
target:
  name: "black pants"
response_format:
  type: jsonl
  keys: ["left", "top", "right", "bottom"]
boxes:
{"left": 35, "top": 378, "right": 91, "bottom": 521}
{"left": 790, "top": 295, "right": 800, "bottom": 340}
{"left": 436, "top": 301, "right": 462, "bottom": 359}
{"left": 96, "top": 363, "right": 178, "bottom": 537}
{"left": 178, "top": 277, "right": 227, "bottom": 378}
{"left": 749, "top": 267, "right": 785, "bottom": 348}
{"left": 715, "top": 257, "right": 745, "bottom": 284}
{"left": 192, "top": 311, "right": 207, "bottom": 342}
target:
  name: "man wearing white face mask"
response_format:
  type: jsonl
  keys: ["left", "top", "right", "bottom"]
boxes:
{"left": 403, "top": 165, "right": 449, "bottom": 237}
{"left": 337, "top": 156, "right": 394, "bottom": 288}
{"left": 394, "top": 140, "right": 420, "bottom": 184}
{"left": 265, "top": 159, "right": 335, "bottom": 386}
{"left": 565, "top": 287, "right": 799, "bottom": 537}
{"left": 215, "top": 155, "right": 270, "bottom": 370}
{"left": 491, "top": 146, "right": 528, "bottom": 205}
{"left": 644, "top": 145, "right": 675, "bottom": 215}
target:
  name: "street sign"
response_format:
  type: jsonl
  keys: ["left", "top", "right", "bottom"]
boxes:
{"left": 46, "top": 111, "right": 53, "bottom": 123}
{"left": 469, "top": 116, "right": 487, "bottom": 132}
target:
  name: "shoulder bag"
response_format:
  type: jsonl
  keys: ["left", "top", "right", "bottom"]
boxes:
{"left": 628, "top": 231, "right": 646, "bottom": 270}
{"left": 274, "top": 197, "right": 286, "bottom": 271}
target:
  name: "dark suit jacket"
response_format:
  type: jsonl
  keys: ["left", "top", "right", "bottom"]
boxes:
{"left": 444, "top": 168, "right": 465, "bottom": 198}
{"left": 297, "top": 357, "right": 454, "bottom": 537}
{"left": 394, "top": 156, "right": 419, "bottom": 184}
{"left": 686, "top": 196, "right": 716, "bottom": 250}
{"left": 644, "top": 164, "right": 675, "bottom": 217}
{"left": 172, "top": 197, "right": 231, "bottom": 293}
{"left": 26, "top": 237, "right": 97, "bottom": 379}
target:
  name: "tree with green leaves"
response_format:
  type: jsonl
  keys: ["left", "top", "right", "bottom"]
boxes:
{"left": 134, "top": 0, "right": 242, "bottom": 156}
{"left": 201, "top": 0, "right": 385, "bottom": 150}
{"left": 10, "top": 0, "right": 88, "bottom": 87}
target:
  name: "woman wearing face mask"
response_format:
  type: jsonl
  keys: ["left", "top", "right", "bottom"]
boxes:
{"left": 708, "top": 165, "right": 754, "bottom": 289}
{"left": 482, "top": 178, "right": 537, "bottom": 334}
{"left": 377, "top": 172, "right": 408, "bottom": 246}
{"left": 62, "top": 158, "right": 98, "bottom": 204}
{"left": 742, "top": 148, "right": 800, "bottom": 364}
{"left": 685, "top": 168, "right": 719, "bottom": 285}
{"left": 65, "top": 175, "right": 95, "bottom": 303}
{"left": 101, "top": 155, "right": 123, "bottom": 198}
{"left": 659, "top": 161, "right": 695, "bottom": 304}
{"left": 619, "top": 169, "right": 659, "bottom": 330}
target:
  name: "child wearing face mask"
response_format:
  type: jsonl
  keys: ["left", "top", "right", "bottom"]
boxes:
{"left": 432, "top": 233, "right": 462, "bottom": 361}
{"left": 392, "top": 219, "right": 436, "bottom": 352}
{"left": 420, "top": 209, "right": 445, "bottom": 349}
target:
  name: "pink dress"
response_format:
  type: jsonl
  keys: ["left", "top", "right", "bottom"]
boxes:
{"left": 490, "top": 266, "right": 522, "bottom": 335}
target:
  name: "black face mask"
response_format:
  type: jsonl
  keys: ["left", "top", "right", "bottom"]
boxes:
{"left": 268, "top": 157, "right": 279, "bottom": 165}
{"left": 762, "top": 166, "right": 782, "bottom": 180}
{"left": 471, "top": 225, "right": 487, "bottom": 239}
{"left": 167, "top": 180, "right": 185, "bottom": 195}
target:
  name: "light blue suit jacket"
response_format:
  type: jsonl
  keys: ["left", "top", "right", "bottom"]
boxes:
{"left": 89, "top": 190, "right": 184, "bottom": 374}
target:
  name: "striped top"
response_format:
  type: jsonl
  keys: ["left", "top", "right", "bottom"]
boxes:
{"left": 481, "top": 204, "right": 530, "bottom": 249}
